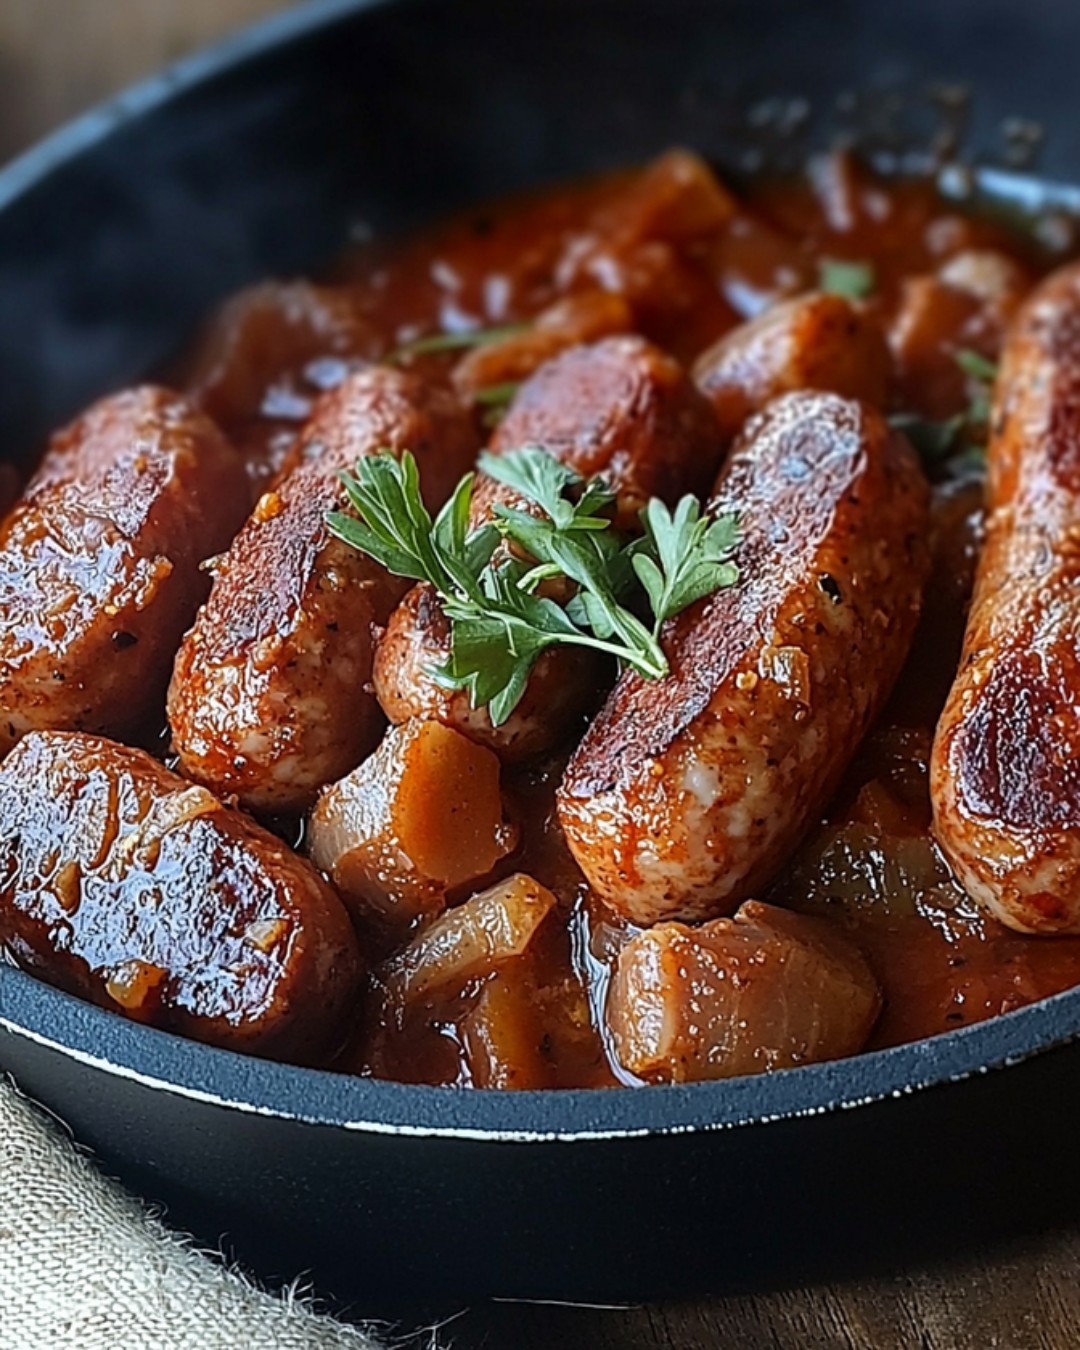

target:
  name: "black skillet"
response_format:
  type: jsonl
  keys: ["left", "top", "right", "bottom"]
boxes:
{"left": 2, "top": 0, "right": 1080, "bottom": 1306}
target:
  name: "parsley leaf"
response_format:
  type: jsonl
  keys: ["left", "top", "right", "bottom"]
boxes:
{"left": 955, "top": 348, "right": 998, "bottom": 384}
{"left": 890, "top": 349, "right": 998, "bottom": 469}
{"left": 328, "top": 446, "right": 740, "bottom": 724}
{"left": 390, "top": 323, "right": 530, "bottom": 363}
{"left": 631, "top": 498, "right": 740, "bottom": 633}
{"left": 888, "top": 412, "right": 966, "bottom": 464}
{"left": 819, "top": 258, "right": 875, "bottom": 301}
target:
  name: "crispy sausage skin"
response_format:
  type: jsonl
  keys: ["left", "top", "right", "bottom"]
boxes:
{"left": 557, "top": 391, "right": 930, "bottom": 925}
{"left": 167, "top": 367, "right": 477, "bottom": 814}
{"left": 931, "top": 263, "right": 1080, "bottom": 934}
{"left": 608, "top": 901, "right": 881, "bottom": 1082}
{"left": 0, "top": 732, "right": 363, "bottom": 1061}
{"left": 692, "top": 292, "right": 891, "bottom": 445}
{"left": 373, "top": 336, "right": 723, "bottom": 759}
{"left": 0, "top": 386, "right": 247, "bottom": 756}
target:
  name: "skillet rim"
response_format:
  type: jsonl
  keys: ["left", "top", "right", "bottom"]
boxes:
{"left": 5, "top": 964, "right": 1080, "bottom": 1141}
{"left": 2, "top": 0, "right": 1080, "bottom": 1145}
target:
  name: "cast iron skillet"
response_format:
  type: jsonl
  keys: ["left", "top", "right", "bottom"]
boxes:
{"left": 2, "top": 0, "right": 1080, "bottom": 1306}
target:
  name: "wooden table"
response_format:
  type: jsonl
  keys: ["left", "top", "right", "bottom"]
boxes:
{"left": 2, "top": 3, "right": 1078, "bottom": 1345}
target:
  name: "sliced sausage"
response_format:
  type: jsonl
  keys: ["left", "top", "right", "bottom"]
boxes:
{"left": 373, "top": 336, "right": 723, "bottom": 760}
{"left": 692, "top": 291, "right": 891, "bottom": 445}
{"left": 608, "top": 900, "right": 881, "bottom": 1082}
{"left": 931, "top": 261, "right": 1080, "bottom": 934}
{"left": 0, "top": 386, "right": 247, "bottom": 756}
{"left": 167, "top": 367, "right": 477, "bottom": 814}
{"left": 0, "top": 731, "right": 363, "bottom": 1061}
{"left": 557, "top": 391, "right": 930, "bottom": 925}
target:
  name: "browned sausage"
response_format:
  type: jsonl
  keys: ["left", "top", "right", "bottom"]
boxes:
{"left": 608, "top": 901, "right": 881, "bottom": 1082}
{"left": 373, "top": 336, "right": 723, "bottom": 759}
{"left": 167, "top": 367, "right": 478, "bottom": 814}
{"left": 931, "top": 261, "right": 1080, "bottom": 933}
{"left": 0, "top": 731, "right": 363, "bottom": 1061}
{"left": 692, "top": 291, "right": 891, "bottom": 445}
{"left": 0, "top": 386, "right": 247, "bottom": 756}
{"left": 557, "top": 391, "right": 930, "bottom": 925}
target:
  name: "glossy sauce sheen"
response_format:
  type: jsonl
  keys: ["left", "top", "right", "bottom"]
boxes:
{"left": 12, "top": 152, "right": 1080, "bottom": 1087}
{"left": 318, "top": 158, "right": 1080, "bottom": 1084}
{"left": 0, "top": 731, "right": 362, "bottom": 1061}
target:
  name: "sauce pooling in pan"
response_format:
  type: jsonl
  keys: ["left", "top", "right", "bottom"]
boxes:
{"left": 3, "top": 148, "right": 1080, "bottom": 1088}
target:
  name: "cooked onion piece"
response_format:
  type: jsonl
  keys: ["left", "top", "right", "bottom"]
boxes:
{"left": 608, "top": 901, "right": 881, "bottom": 1083}
{"left": 309, "top": 720, "right": 518, "bottom": 926}
{"left": 382, "top": 873, "right": 557, "bottom": 1005}
{"left": 460, "top": 971, "right": 550, "bottom": 1090}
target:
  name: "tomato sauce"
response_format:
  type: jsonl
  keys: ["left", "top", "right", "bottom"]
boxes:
{"left": 182, "top": 149, "right": 1080, "bottom": 1087}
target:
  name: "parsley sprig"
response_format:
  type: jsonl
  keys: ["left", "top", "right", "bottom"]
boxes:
{"left": 327, "top": 447, "right": 739, "bottom": 724}
{"left": 390, "top": 322, "right": 529, "bottom": 363}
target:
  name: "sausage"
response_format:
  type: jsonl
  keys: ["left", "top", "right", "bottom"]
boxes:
{"left": 0, "top": 731, "right": 363, "bottom": 1061}
{"left": 931, "top": 262, "right": 1080, "bottom": 934}
{"left": 692, "top": 292, "right": 891, "bottom": 446}
{"left": 167, "top": 367, "right": 478, "bottom": 814}
{"left": 488, "top": 334, "right": 722, "bottom": 519}
{"left": 373, "top": 336, "right": 723, "bottom": 760}
{"left": 557, "top": 391, "right": 930, "bottom": 925}
{"left": 607, "top": 901, "right": 881, "bottom": 1082}
{"left": 0, "top": 386, "right": 247, "bottom": 756}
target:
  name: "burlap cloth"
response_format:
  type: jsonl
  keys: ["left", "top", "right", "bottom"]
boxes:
{"left": 0, "top": 1077, "right": 388, "bottom": 1348}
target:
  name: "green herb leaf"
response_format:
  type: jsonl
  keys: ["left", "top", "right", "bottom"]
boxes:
{"left": 329, "top": 446, "right": 739, "bottom": 725}
{"left": 955, "top": 348, "right": 998, "bottom": 383}
{"left": 891, "top": 351, "right": 998, "bottom": 468}
{"left": 630, "top": 497, "right": 740, "bottom": 634}
{"left": 818, "top": 258, "right": 875, "bottom": 301}
{"left": 480, "top": 446, "right": 583, "bottom": 528}
{"left": 471, "top": 381, "right": 521, "bottom": 407}
{"left": 390, "top": 323, "right": 530, "bottom": 363}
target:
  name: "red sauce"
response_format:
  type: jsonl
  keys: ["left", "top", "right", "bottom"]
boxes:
{"left": 182, "top": 149, "right": 1080, "bottom": 1087}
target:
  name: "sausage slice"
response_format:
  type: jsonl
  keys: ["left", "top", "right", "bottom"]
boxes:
{"left": 557, "top": 391, "right": 930, "bottom": 924}
{"left": 0, "top": 731, "right": 363, "bottom": 1061}
{"left": 692, "top": 291, "right": 890, "bottom": 445}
